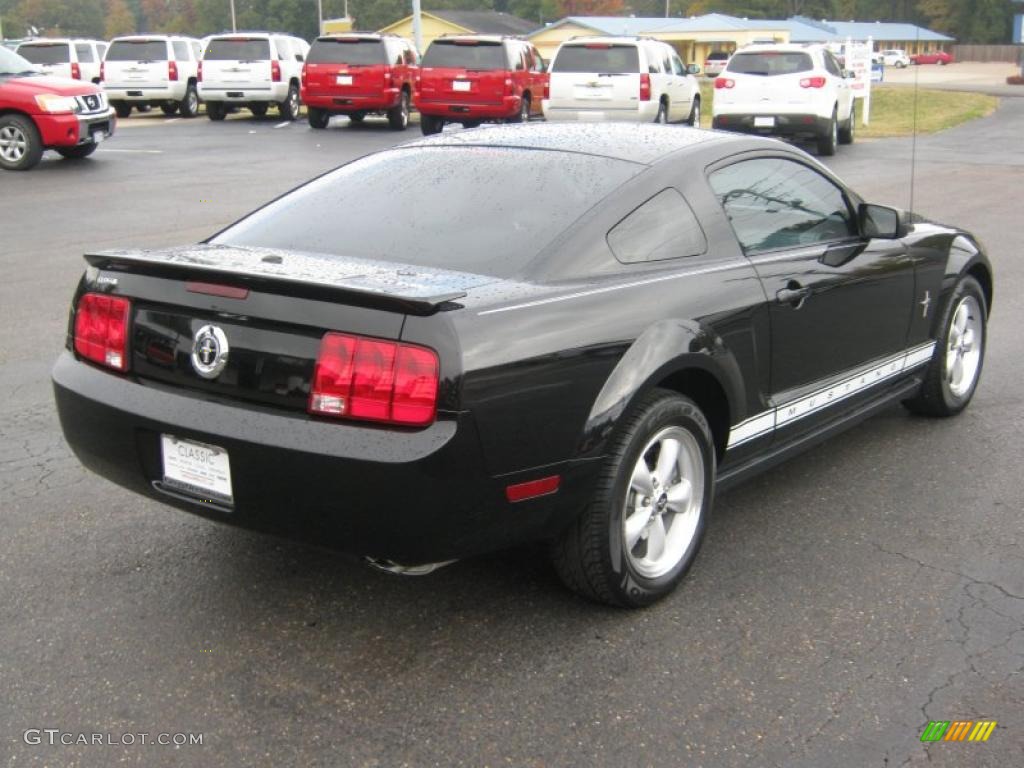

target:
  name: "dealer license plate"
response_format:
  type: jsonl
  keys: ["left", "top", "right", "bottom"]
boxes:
{"left": 161, "top": 435, "right": 233, "bottom": 505}
{"left": 336, "top": 74, "right": 352, "bottom": 85}
{"left": 452, "top": 80, "right": 470, "bottom": 92}
{"left": 754, "top": 116, "right": 775, "bottom": 128}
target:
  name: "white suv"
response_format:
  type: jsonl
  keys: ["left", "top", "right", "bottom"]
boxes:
{"left": 543, "top": 36, "right": 701, "bottom": 125}
{"left": 880, "top": 49, "right": 910, "bottom": 68}
{"left": 16, "top": 39, "right": 107, "bottom": 83}
{"left": 711, "top": 44, "right": 855, "bottom": 156}
{"left": 103, "top": 36, "right": 203, "bottom": 117}
{"left": 199, "top": 33, "right": 310, "bottom": 121}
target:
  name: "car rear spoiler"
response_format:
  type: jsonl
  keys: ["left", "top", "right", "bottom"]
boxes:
{"left": 84, "top": 245, "right": 476, "bottom": 316}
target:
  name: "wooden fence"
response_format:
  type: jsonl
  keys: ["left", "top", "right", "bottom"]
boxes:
{"left": 952, "top": 44, "right": 1022, "bottom": 63}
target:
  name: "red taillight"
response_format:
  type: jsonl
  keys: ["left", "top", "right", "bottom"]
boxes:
{"left": 197, "top": 61, "right": 203, "bottom": 82}
{"left": 714, "top": 77, "right": 735, "bottom": 89}
{"left": 506, "top": 475, "right": 560, "bottom": 503}
{"left": 504, "top": 77, "right": 514, "bottom": 96}
{"left": 74, "top": 293, "right": 131, "bottom": 373}
{"left": 800, "top": 76, "right": 827, "bottom": 88}
{"left": 639, "top": 73, "right": 651, "bottom": 101}
{"left": 168, "top": 60, "right": 178, "bottom": 81}
{"left": 71, "top": 62, "right": 81, "bottom": 80}
{"left": 271, "top": 60, "right": 281, "bottom": 82}
{"left": 309, "top": 333, "right": 439, "bottom": 427}
{"left": 99, "top": 61, "right": 105, "bottom": 81}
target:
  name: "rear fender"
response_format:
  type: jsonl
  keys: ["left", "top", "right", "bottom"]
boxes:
{"left": 578, "top": 319, "right": 744, "bottom": 458}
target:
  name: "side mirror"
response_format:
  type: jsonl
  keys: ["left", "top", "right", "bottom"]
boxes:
{"left": 859, "top": 203, "right": 908, "bottom": 239}
{"left": 687, "top": 63, "right": 701, "bottom": 75}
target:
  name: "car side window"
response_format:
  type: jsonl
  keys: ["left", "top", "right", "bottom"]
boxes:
{"left": 172, "top": 41, "right": 189, "bottom": 61}
{"left": 275, "top": 37, "right": 290, "bottom": 60}
{"left": 823, "top": 52, "right": 842, "bottom": 77}
{"left": 190, "top": 41, "right": 201, "bottom": 60}
{"left": 607, "top": 188, "right": 707, "bottom": 264}
{"left": 662, "top": 49, "right": 673, "bottom": 74}
{"left": 708, "top": 157, "right": 857, "bottom": 254}
{"left": 671, "top": 54, "right": 685, "bottom": 76}
{"left": 76, "top": 43, "right": 95, "bottom": 62}
{"left": 532, "top": 48, "right": 545, "bottom": 72}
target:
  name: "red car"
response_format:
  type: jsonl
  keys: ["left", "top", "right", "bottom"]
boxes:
{"left": 910, "top": 50, "right": 953, "bottom": 65}
{"left": 0, "top": 45, "right": 115, "bottom": 171}
{"left": 301, "top": 33, "right": 418, "bottom": 130}
{"left": 415, "top": 35, "right": 547, "bottom": 135}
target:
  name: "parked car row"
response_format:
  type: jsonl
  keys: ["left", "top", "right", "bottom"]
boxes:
{"left": 2, "top": 32, "right": 868, "bottom": 172}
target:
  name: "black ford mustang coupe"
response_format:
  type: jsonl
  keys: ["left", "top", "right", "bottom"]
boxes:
{"left": 53, "top": 124, "right": 992, "bottom": 607}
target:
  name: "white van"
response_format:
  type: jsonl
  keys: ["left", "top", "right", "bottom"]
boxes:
{"left": 199, "top": 33, "right": 310, "bottom": 121}
{"left": 543, "top": 36, "right": 701, "bottom": 125}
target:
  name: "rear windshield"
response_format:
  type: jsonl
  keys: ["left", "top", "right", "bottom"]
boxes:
{"left": 706, "top": 52, "right": 729, "bottom": 61}
{"left": 106, "top": 40, "right": 168, "bottom": 62}
{"left": 212, "top": 147, "right": 641, "bottom": 279}
{"left": 307, "top": 38, "right": 385, "bottom": 65}
{"left": 551, "top": 44, "right": 640, "bottom": 74}
{"left": 727, "top": 51, "right": 813, "bottom": 76}
{"left": 204, "top": 38, "right": 271, "bottom": 61}
{"left": 421, "top": 40, "right": 505, "bottom": 70}
{"left": 18, "top": 43, "right": 70, "bottom": 64}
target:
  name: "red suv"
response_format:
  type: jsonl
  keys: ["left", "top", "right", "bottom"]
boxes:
{"left": 415, "top": 36, "right": 547, "bottom": 135}
{"left": 0, "top": 45, "right": 115, "bottom": 171}
{"left": 301, "top": 33, "right": 418, "bottom": 130}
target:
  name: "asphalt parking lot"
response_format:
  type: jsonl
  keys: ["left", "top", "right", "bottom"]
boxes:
{"left": 2, "top": 105, "right": 1022, "bottom": 767}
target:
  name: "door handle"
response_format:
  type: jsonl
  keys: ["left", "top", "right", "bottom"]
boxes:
{"left": 776, "top": 282, "right": 811, "bottom": 307}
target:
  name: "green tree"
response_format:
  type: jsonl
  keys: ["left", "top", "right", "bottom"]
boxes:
{"left": 106, "top": 0, "right": 136, "bottom": 35}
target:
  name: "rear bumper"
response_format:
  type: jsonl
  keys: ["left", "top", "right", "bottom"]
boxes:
{"left": 199, "top": 83, "right": 289, "bottom": 103}
{"left": 414, "top": 94, "right": 519, "bottom": 120}
{"left": 712, "top": 112, "right": 832, "bottom": 138}
{"left": 52, "top": 352, "right": 590, "bottom": 563}
{"left": 302, "top": 88, "right": 401, "bottom": 113}
{"left": 35, "top": 108, "right": 116, "bottom": 148}
{"left": 105, "top": 84, "right": 186, "bottom": 102}
{"left": 542, "top": 101, "right": 659, "bottom": 123}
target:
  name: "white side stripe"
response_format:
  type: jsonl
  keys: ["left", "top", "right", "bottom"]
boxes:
{"left": 726, "top": 341, "right": 936, "bottom": 450}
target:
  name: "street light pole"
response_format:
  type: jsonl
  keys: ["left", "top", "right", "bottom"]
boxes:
{"left": 317, "top": 0, "right": 323, "bottom": 35}
{"left": 229, "top": 0, "right": 236, "bottom": 32}
{"left": 412, "top": 0, "right": 422, "bottom": 54}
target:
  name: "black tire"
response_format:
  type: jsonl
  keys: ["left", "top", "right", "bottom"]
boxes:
{"left": 686, "top": 96, "right": 701, "bottom": 127}
{"left": 307, "top": 107, "right": 329, "bottom": 129}
{"left": 160, "top": 103, "right": 179, "bottom": 116}
{"left": 0, "top": 113, "right": 44, "bottom": 171}
{"left": 507, "top": 94, "right": 529, "bottom": 123}
{"left": 136, "top": 104, "right": 152, "bottom": 113}
{"left": 817, "top": 107, "right": 838, "bottom": 156}
{"left": 206, "top": 102, "right": 227, "bottom": 121}
{"left": 278, "top": 83, "right": 300, "bottom": 121}
{"left": 654, "top": 99, "right": 668, "bottom": 124}
{"left": 348, "top": 112, "right": 365, "bottom": 124}
{"left": 112, "top": 101, "right": 132, "bottom": 118}
{"left": 549, "top": 389, "right": 715, "bottom": 608}
{"left": 249, "top": 102, "right": 269, "bottom": 118}
{"left": 387, "top": 90, "right": 411, "bottom": 130}
{"left": 903, "top": 276, "right": 987, "bottom": 417}
{"left": 838, "top": 102, "right": 855, "bottom": 144}
{"left": 420, "top": 114, "right": 443, "bottom": 135}
{"left": 178, "top": 83, "right": 199, "bottom": 118}
{"left": 56, "top": 143, "right": 98, "bottom": 160}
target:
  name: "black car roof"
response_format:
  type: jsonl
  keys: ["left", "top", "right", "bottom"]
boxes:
{"left": 405, "top": 123, "right": 741, "bottom": 165}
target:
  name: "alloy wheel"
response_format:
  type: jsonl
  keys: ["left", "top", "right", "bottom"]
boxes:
{"left": 0, "top": 124, "right": 27, "bottom": 163}
{"left": 945, "top": 295, "right": 983, "bottom": 398}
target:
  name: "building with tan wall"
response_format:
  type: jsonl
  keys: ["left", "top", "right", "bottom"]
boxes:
{"left": 379, "top": 10, "right": 535, "bottom": 54}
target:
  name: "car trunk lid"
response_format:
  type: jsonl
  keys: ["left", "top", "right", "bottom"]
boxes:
{"left": 201, "top": 37, "right": 273, "bottom": 89}
{"left": 418, "top": 39, "right": 507, "bottom": 105}
{"left": 548, "top": 43, "right": 641, "bottom": 111}
{"left": 81, "top": 244, "right": 486, "bottom": 415}
{"left": 304, "top": 37, "right": 389, "bottom": 96}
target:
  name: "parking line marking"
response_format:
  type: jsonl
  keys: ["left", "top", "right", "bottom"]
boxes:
{"left": 274, "top": 121, "right": 290, "bottom": 129}
{"left": 97, "top": 149, "right": 164, "bottom": 154}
